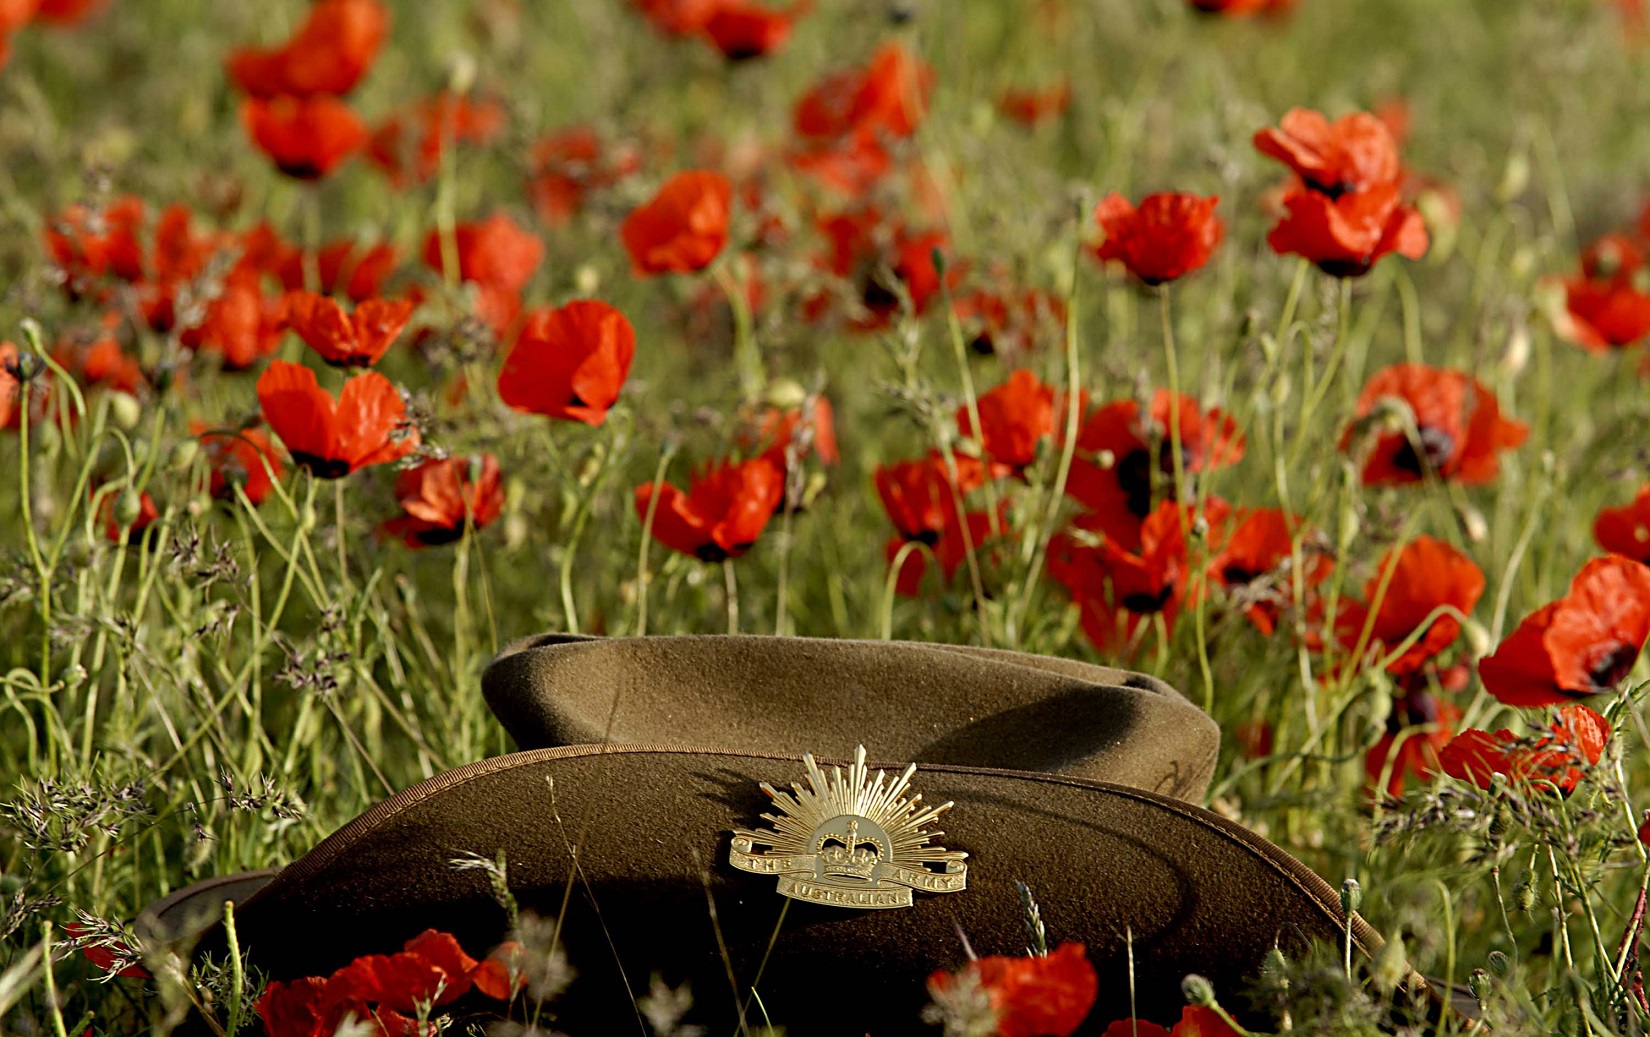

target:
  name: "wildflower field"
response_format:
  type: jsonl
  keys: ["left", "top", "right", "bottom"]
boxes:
{"left": 8, "top": 0, "right": 1650, "bottom": 1033}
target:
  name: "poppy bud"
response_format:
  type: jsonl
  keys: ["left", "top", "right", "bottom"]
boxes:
{"left": 1340, "top": 878, "right": 1362, "bottom": 916}
{"left": 764, "top": 378, "right": 808, "bottom": 409}
{"left": 109, "top": 390, "right": 142, "bottom": 431}
{"left": 300, "top": 502, "right": 318, "bottom": 533}
{"left": 1467, "top": 968, "right": 1492, "bottom": 1005}
{"left": 1260, "top": 947, "right": 1289, "bottom": 986}
{"left": 59, "top": 663, "right": 88, "bottom": 689}
{"left": 1514, "top": 878, "right": 1537, "bottom": 913}
{"left": 1457, "top": 503, "right": 1488, "bottom": 544}
{"left": 1501, "top": 324, "right": 1531, "bottom": 378}
{"left": 1494, "top": 153, "right": 1530, "bottom": 206}
{"left": 114, "top": 488, "right": 144, "bottom": 528}
{"left": 1181, "top": 973, "right": 1215, "bottom": 1007}
{"left": 574, "top": 263, "right": 601, "bottom": 295}
{"left": 170, "top": 438, "right": 201, "bottom": 473}
{"left": 448, "top": 51, "right": 477, "bottom": 95}
{"left": 1487, "top": 950, "right": 1511, "bottom": 977}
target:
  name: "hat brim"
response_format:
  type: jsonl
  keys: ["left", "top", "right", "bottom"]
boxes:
{"left": 482, "top": 635, "right": 1220, "bottom": 800}
{"left": 135, "top": 869, "right": 280, "bottom": 944}
{"left": 203, "top": 745, "right": 1382, "bottom": 1034}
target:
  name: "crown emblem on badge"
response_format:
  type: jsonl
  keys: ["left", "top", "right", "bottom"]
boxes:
{"left": 729, "top": 746, "right": 968, "bottom": 910}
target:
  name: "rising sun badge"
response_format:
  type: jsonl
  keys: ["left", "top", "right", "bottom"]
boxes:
{"left": 729, "top": 746, "right": 968, "bottom": 909}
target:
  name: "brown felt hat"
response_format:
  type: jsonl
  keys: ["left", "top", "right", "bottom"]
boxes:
{"left": 190, "top": 745, "right": 1389, "bottom": 1035}
{"left": 481, "top": 635, "right": 1221, "bottom": 801}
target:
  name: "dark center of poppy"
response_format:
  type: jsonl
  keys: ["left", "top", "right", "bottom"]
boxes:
{"left": 968, "top": 332, "right": 996, "bottom": 356}
{"left": 722, "top": 44, "right": 766, "bottom": 62}
{"left": 414, "top": 524, "right": 466, "bottom": 547}
{"left": 910, "top": 529, "right": 942, "bottom": 547}
{"left": 291, "top": 452, "right": 352, "bottom": 480}
{"left": 1315, "top": 258, "right": 1375, "bottom": 279}
{"left": 1391, "top": 426, "right": 1456, "bottom": 478}
{"left": 694, "top": 542, "right": 732, "bottom": 563}
{"left": 1221, "top": 565, "right": 1261, "bottom": 587}
{"left": 278, "top": 160, "right": 326, "bottom": 181}
{"left": 1117, "top": 448, "right": 1154, "bottom": 519}
{"left": 1306, "top": 176, "right": 1356, "bottom": 200}
{"left": 1585, "top": 640, "right": 1638, "bottom": 693}
{"left": 861, "top": 275, "right": 899, "bottom": 312}
{"left": 1120, "top": 585, "right": 1174, "bottom": 614}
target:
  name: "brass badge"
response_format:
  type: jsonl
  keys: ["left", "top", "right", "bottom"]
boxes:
{"left": 729, "top": 746, "right": 968, "bottom": 909}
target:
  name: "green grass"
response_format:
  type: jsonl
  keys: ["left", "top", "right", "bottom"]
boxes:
{"left": 6, "top": 0, "right": 1650, "bottom": 1033}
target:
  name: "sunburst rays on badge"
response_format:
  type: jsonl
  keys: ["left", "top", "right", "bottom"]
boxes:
{"left": 729, "top": 746, "right": 968, "bottom": 909}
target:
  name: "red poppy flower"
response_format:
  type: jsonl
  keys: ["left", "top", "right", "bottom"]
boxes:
{"left": 0, "top": 342, "right": 50, "bottom": 431}
{"left": 0, "top": 0, "right": 32, "bottom": 51}
{"left": 1364, "top": 690, "right": 1461, "bottom": 798}
{"left": 1340, "top": 363, "right": 1527, "bottom": 486}
{"left": 998, "top": 82, "right": 1072, "bottom": 126}
{"left": 1439, "top": 704, "right": 1610, "bottom": 795}
{"left": 877, "top": 452, "right": 988, "bottom": 543}
{"left": 423, "top": 213, "right": 545, "bottom": 335}
{"left": 876, "top": 452, "right": 991, "bottom": 595}
{"left": 1052, "top": 500, "right": 1231, "bottom": 655}
{"left": 1266, "top": 182, "right": 1429, "bottom": 277}
{"left": 812, "top": 208, "right": 954, "bottom": 327}
{"left": 1554, "top": 235, "right": 1650, "bottom": 351}
{"left": 381, "top": 454, "right": 504, "bottom": 547}
{"left": 256, "top": 929, "right": 513, "bottom": 1037}
{"left": 1211, "top": 507, "right": 1330, "bottom": 635}
{"left": 62, "top": 923, "right": 150, "bottom": 979}
{"left": 53, "top": 333, "right": 144, "bottom": 394}
{"left": 928, "top": 942, "right": 1097, "bottom": 1037}
{"left": 751, "top": 396, "right": 839, "bottom": 469}
{"left": 497, "top": 299, "right": 635, "bottom": 426}
{"left": 703, "top": 3, "right": 795, "bottom": 60}
{"left": 1188, "top": 0, "right": 1296, "bottom": 15}
{"left": 286, "top": 292, "right": 413, "bottom": 368}
{"left": 34, "top": 0, "right": 105, "bottom": 22}
{"left": 43, "top": 196, "right": 147, "bottom": 292}
{"left": 959, "top": 370, "right": 1056, "bottom": 478}
{"left": 952, "top": 285, "right": 1064, "bottom": 359}
{"left": 193, "top": 423, "right": 284, "bottom": 506}
{"left": 368, "top": 92, "right": 505, "bottom": 186}
{"left": 1065, "top": 391, "right": 1244, "bottom": 550}
{"left": 256, "top": 360, "right": 419, "bottom": 479}
{"left": 226, "top": 0, "right": 388, "bottom": 98}
{"left": 240, "top": 95, "right": 368, "bottom": 180}
{"left": 1103, "top": 1006, "right": 1243, "bottom": 1037}
{"left": 1596, "top": 484, "right": 1650, "bottom": 563}
{"left": 1479, "top": 555, "right": 1650, "bottom": 708}
{"left": 1092, "top": 192, "right": 1224, "bottom": 285}
{"left": 1254, "top": 108, "right": 1403, "bottom": 197}
{"left": 179, "top": 273, "right": 288, "bottom": 370}
{"left": 269, "top": 237, "right": 399, "bottom": 303}
{"left": 621, "top": 170, "right": 733, "bottom": 276}
{"left": 528, "top": 126, "right": 641, "bottom": 226}
{"left": 635, "top": 457, "right": 785, "bottom": 562}
{"left": 793, "top": 41, "right": 933, "bottom": 142}
{"left": 629, "top": 0, "right": 720, "bottom": 34}
{"left": 1335, "top": 535, "right": 1485, "bottom": 678}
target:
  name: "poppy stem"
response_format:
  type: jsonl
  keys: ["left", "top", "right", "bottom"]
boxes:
{"left": 634, "top": 444, "right": 677, "bottom": 637}
{"left": 1159, "top": 285, "right": 1215, "bottom": 713}
{"left": 333, "top": 476, "right": 350, "bottom": 588}
{"left": 301, "top": 185, "right": 321, "bottom": 295}
{"left": 714, "top": 263, "right": 761, "bottom": 403}
{"left": 723, "top": 558, "right": 740, "bottom": 634}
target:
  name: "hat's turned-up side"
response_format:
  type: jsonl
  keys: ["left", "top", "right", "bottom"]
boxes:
{"left": 482, "top": 634, "right": 1221, "bottom": 800}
